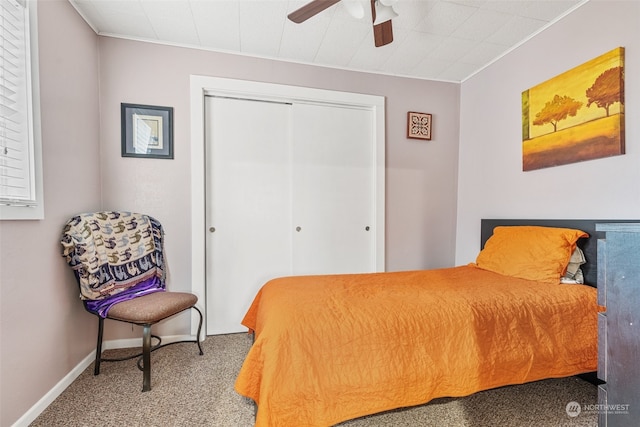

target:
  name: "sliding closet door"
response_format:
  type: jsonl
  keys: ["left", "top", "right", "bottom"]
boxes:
{"left": 291, "top": 103, "right": 375, "bottom": 275}
{"left": 205, "top": 96, "right": 292, "bottom": 335}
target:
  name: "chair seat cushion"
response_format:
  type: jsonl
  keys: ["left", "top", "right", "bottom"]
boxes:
{"left": 107, "top": 291, "right": 198, "bottom": 324}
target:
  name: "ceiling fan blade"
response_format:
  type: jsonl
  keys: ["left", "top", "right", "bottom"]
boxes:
{"left": 373, "top": 20, "right": 393, "bottom": 47}
{"left": 288, "top": 0, "right": 342, "bottom": 24}
{"left": 371, "top": 0, "right": 393, "bottom": 47}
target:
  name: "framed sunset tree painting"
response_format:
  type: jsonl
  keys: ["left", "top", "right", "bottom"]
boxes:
{"left": 522, "top": 47, "right": 625, "bottom": 171}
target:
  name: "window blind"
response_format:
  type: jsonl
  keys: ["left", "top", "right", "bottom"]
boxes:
{"left": 0, "top": 0, "right": 36, "bottom": 206}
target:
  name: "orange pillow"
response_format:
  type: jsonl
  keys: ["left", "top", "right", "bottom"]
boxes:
{"left": 475, "top": 226, "right": 588, "bottom": 284}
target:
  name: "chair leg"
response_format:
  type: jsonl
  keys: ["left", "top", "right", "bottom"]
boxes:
{"left": 94, "top": 317, "right": 105, "bottom": 375}
{"left": 142, "top": 324, "right": 152, "bottom": 392}
{"left": 193, "top": 306, "right": 204, "bottom": 356}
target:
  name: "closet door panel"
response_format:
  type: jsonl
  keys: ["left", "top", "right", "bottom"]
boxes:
{"left": 205, "top": 96, "right": 292, "bottom": 334}
{"left": 292, "top": 103, "right": 375, "bottom": 275}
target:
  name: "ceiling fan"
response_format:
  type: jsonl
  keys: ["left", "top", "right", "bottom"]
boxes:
{"left": 288, "top": 0, "right": 397, "bottom": 47}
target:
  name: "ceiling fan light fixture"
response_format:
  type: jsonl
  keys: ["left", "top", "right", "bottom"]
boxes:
{"left": 373, "top": 1, "right": 398, "bottom": 25}
{"left": 342, "top": 0, "right": 368, "bottom": 20}
{"left": 288, "top": 0, "right": 395, "bottom": 48}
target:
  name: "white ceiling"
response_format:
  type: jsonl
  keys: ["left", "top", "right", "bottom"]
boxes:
{"left": 69, "top": 0, "right": 587, "bottom": 83}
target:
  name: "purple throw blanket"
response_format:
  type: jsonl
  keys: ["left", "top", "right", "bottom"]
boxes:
{"left": 84, "top": 276, "right": 163, "bottom": 318}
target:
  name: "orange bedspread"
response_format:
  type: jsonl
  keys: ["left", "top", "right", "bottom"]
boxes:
{"left": 235, "top": 265, "right": 598, "bottom": 426}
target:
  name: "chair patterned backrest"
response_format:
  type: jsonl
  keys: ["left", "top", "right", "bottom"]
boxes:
{"left": 61, "top": 211, "right": 165, "bottom": 301}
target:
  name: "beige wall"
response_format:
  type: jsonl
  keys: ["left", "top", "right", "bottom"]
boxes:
{"left": 97, "top": 37, "right": 461, "bottom": 339}
{"left": 97, "top": 34, "right": 463, "bottom": 331}
{"left": 5, "top": 0, "right": 639, "bottom": 424}
{"left": 455, "top": 0, "right": 640, "bottom": 264}
{"left": 1, "top": 0, "right": 461, "bottom": 424}
{"left": 98, "top": 38, "right": 461, "bottom": 278}
{"left": 0, "top": 1, "right": 101, "bottom": 425}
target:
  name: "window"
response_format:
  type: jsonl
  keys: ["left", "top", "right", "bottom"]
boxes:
{"left": 0, "top": 0, "right": 42, "bottom": 220}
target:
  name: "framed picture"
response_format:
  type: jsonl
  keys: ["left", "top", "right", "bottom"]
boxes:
{"left": 522, "top": 47, "right": 624, "bottom": 171}
{"left": 121, "top": 103, "right": 173, "bottom": 159}
{"left": 407, "top": 111, "right": 432, "bottom": 140}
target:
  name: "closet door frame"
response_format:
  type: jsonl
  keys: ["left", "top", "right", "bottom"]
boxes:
{"left": 189, "top": 75, "right": 385, "bottom": 337}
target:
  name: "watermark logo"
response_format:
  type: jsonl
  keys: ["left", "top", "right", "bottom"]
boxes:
{"left": 566, "top": 401, "right": 581, "bottom": 417}
{"left": 583, "top": 403, "right": 630, "bottom": 415}
{"left": 566, "top": 401, "right": 630, "bottom": 417}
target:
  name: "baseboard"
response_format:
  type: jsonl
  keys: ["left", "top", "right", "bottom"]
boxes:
{"left": 11, "top": 351, "right": 95, "bottom": 427}
{"left": 11, "top": 334, "right": 201, "bottom": 427}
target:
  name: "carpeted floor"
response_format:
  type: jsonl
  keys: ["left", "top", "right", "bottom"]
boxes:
{"left": 31, "top": 333, "right": 598, "bottom": 426}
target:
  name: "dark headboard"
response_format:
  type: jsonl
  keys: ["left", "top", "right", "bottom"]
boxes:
{"left": 480, "top": 219, "right": 640, "bottom": 288}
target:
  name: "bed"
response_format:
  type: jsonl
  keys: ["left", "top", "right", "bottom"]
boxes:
{"left": 234, "top": 219, "right": 626, "bottom": 426}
